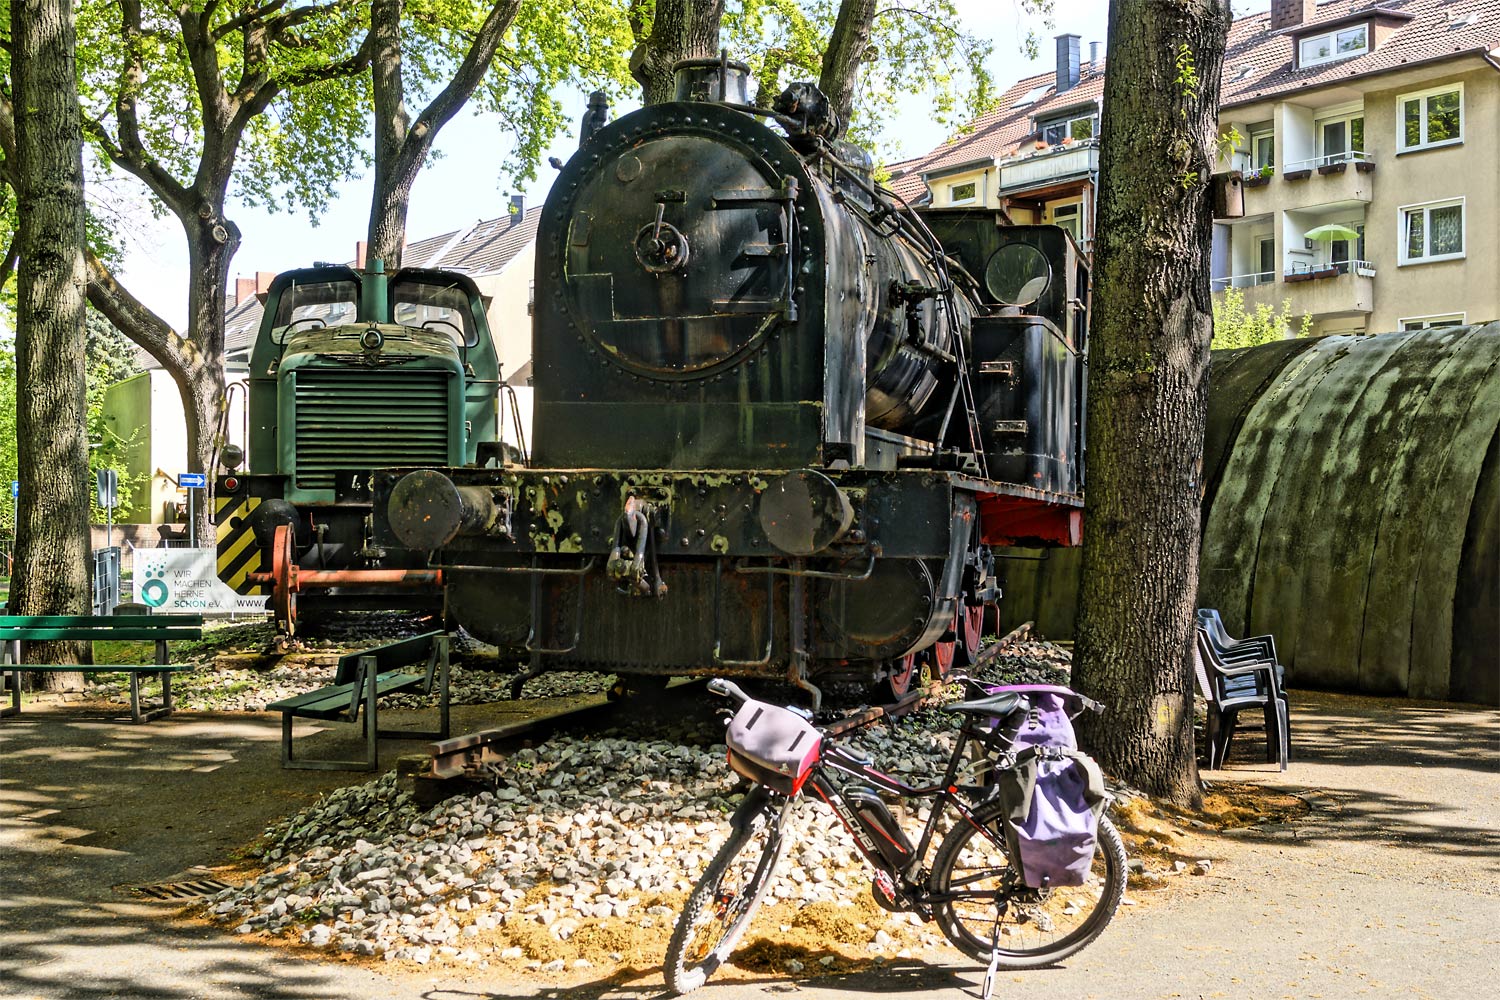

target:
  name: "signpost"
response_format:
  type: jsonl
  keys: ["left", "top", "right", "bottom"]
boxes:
{"left": 97, "top": 468, "right": 119, "bottom": 548}
{"left": 179, "top": 473, "right": 207, "bottom": 547}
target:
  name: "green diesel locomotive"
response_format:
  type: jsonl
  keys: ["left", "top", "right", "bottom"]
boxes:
{"left": 214, "top": 262, "right": 503, "bottom": 632}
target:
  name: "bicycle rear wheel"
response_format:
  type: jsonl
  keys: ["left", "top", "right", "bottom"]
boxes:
{"left": 929, "top": 801, "right": 1126, "bottom": 968}
{"left": 663, "top": 795, "right": 788, "bottom": 994}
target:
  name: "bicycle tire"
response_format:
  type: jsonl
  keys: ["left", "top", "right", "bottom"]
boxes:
{"left": 663, "top": 797, "right": 787, "bottom": 994}
{"left": 928, "top": 801, "right": 1126, "bottom": 968}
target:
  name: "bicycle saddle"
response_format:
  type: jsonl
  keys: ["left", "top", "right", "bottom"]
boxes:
{"left": 945, "top": 691, "right": 1023, "bottom": 717}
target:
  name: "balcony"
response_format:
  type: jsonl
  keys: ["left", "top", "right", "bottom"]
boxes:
{"left": 1244, "top": 152, "right": 1375, "bottom": 213}
{"left": 1214, "top": 261, "right": 1375, "bottom": 320}
{"left": 997, "top": 141, "right": 1100, "bottom": 195}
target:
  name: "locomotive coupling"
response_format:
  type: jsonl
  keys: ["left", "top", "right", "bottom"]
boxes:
{"left": 388, "top": 470, "right": 501, "bottom": 549}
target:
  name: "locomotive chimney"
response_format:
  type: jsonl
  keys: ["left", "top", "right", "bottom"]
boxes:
{"left": 1055, "top": 34, "right": 1081, "bottom": 95}
{"left": 673, "top": 51, "right": 753, "bottom": 105}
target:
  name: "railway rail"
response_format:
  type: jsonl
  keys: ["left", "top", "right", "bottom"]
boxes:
{"left": 407, "top": 679, "right": 930, "bottom": 805}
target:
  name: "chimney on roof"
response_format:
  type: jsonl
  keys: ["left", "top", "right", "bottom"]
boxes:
{"left": 1270, "top": 0, "right": 1316, "bottom": 32}
{"left": 255, "top": 271, "right": 275, "bottom": 294}
{"left": 508, "top": 194, "right": 526, "bottom": 227}
{"left": 355, "top": 240, "right": 367, "bottom": 269}
{"left": 1055, "top": 34, "right": 1081, "bottom": 95}
{"left": 233, "top": 276, "right": 256, "bottom": 306}
{"left": 1089, "top": 41, "right": 1101, "bottom": 66}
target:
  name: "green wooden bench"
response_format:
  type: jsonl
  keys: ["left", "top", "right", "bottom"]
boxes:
{"left": 0, "top": 614, "right": 204, "bottom": 723}
{"left": 268, "top": 631, "right": 451, "bottom": 771}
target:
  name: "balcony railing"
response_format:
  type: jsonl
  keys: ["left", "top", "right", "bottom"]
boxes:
{"left": 1285, "top": 150, "right": 1375, "bottom": 173}
{"left": 1211, "top": 271, "right": 1276, "bottom": 291}
{"left": 1285, "top": 259, "right": 1376, "bottom": 280}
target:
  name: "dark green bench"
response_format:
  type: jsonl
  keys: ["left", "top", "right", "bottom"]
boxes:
{"left": 0, "top": 614, "right": 204, "bottom": 723}
{"left": 268, "top": 631, "right": 451, "bottom": 771}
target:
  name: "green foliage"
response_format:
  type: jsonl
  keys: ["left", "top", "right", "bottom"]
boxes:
{"left": 75, "top": 1, "right": 374, "bottom": 225}
{"left": 1211, "top": 286, "right": 1312, "bottom": 351}
{"left": 428, "top": 0, "right": 636, "bottom": 186}
{"left": 0, "top": 309, "right": 144, "bottom": 537}
{"left": 724, "top": 0, "right": 1051, "bottom": 158}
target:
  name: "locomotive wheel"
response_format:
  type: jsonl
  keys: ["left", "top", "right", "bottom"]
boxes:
{"left": 880, "top": 653, "right": 918, "bottom": 700}
{"left": 270, "top": 523, "right": 298, "bottom": 637}
{"left": 956, "top": 604, "right": 986, "bottom": 667}
{"left": 931, "top": 640, "right": 957, "bottom": 680}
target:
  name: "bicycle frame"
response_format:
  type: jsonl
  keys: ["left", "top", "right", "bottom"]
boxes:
{"left": 796, "top": 713, "right": 1009, "bottom": 913}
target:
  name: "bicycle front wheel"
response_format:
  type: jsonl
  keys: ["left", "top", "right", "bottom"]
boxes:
{"left": 663, "top": 795, "right": 788, "bottom": 994}
{"left": 929, "top": 801, "right": 1126, "bottom": 968}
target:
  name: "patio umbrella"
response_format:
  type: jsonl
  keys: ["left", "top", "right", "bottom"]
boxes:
{"left": 1303, "top": 223, "right": 1361, "bottom": 242}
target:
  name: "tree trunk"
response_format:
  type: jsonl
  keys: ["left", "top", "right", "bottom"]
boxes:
{"left": 818, "top": 0, "right": 877, "bottom": 134}
{"left": 181, "top": 214, "right": 235, "bottom": 545}
{"left": 630, "top": 0, "right": 724, "bottom": 106}
{"left": 1071, "top": 0, "right": 1231, "bottom": 807}
{"left": 11, "top": 0, "right": 92, "bottom": 686}
{"left": 366, "top": 0, "right": 520, "bottom": 268}
{"left": 367, "top": 0, "right": 410, "bottom": 269}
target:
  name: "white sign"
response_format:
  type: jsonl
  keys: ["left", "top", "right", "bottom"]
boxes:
{"left": 134, "top": 548, "right": 266, "bottom": 614}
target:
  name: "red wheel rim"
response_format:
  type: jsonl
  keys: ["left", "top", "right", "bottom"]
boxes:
{"left": 933, "top": 641, "right": 956, "bottom": 679}
{"left": 962, "top": 605, "right": 984, "bottom": 652}
{"left": 885, "top": 653, "right": 917, "bottom": 697}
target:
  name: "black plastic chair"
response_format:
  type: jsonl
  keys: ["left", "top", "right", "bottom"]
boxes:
{"left": 1197, "top": 608, "right": 1285, "bottom": 685}
{"left": 1191, "top": 627, "right": 1288, "bottom": 771}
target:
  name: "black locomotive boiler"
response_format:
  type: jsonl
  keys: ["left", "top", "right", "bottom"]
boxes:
{"left": 374, "top": 59, "right": 1089, "bottom": 706}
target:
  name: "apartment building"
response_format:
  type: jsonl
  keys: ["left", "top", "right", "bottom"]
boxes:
{"left": 890, "top": 0, "right": 1499, "bottom": 335}
{"left": 887, "top": 34, "right": 1105, "bottom": 247}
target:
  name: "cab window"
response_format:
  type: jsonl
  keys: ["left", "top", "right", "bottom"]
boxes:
{"left": 392, "top": 278, "right": 479, "bottom": 347}
{"left": 272, "top": 278, "right": 357, "bottom": 332}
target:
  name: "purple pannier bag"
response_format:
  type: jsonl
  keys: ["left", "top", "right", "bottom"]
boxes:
{"left": 982, "top": 684, "right": 1108, "bottom": 888}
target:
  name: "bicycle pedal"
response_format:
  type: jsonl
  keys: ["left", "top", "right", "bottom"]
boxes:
{"left": 872, "top": 870, "right": 897, "bottom": 904}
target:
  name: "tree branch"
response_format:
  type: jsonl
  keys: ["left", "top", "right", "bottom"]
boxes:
{"left": 0, "top": 236, "right": 17, "bottom": 297}
{"left": 211, "top": 0, "right": 288, "bottom": 41}
{"left": 409, "top": 1, "right": 521, "bottom": 156}
{"left": 84, "top": 250, "right": 193, "bottom": 375}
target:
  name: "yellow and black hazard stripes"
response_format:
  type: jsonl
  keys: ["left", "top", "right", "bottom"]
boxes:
{"left": 216, "top": 493, "right": 265, "bottom": 594}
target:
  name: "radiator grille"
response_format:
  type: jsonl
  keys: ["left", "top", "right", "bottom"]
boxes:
{"left": 293, "top": 368, "right": 452, "bottom": 490}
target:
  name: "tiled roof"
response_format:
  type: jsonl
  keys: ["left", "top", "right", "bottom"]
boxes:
{"left": 429, "top": 207, "right": 542, "bottom": 274}
{"left": 886, "top": 0, "right": 1499, "bottom": 201}
{"left": 1222, "top": 0, "right": 1498, "bottom": 108}
{"left": 886, "top": 65, "right": 1106, "bottom": 202}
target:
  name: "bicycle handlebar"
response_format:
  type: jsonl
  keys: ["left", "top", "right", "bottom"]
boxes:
{"left": 707, "top": 678, "right": 750, "bottom": 704}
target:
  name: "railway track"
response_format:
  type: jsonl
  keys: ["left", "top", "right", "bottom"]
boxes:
{"left": 407, "top": 679, "right": 931, "bottom": 806}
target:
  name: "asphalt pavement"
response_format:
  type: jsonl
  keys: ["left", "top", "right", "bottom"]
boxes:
{"left": 1, "top": 689, "right": 1495, "bottom": 1000}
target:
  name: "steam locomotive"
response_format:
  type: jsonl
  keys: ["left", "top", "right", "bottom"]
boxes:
{"left": 374, "top": 58, "right": 1089, "bottom": 706}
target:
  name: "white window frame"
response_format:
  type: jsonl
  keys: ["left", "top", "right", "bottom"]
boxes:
{"left": 1250, "top": 129, "right": 1274, "bottom": 171}
{"left": 1397, "top": 83, "right": 1464, "bottom": 153}
{"left": 1297, "top": 23, "right": 1368, "bottom": 68}
{"left": 948, "top": 179, "right": 980, "bottom": 206}
{"left": 1315, "top": 109, "right": 1364, "bottom": 162}
{"left": 1398, "top": 197, "right": 1466, "bottom": 266}
{"left": 1039, "top": 112, "right": 1097, "bottom": 147}
{"left": 1398, "top": 313, "right": 1466, "bottom": 331}
{"left": 1047, "top": 200, "right": 1084, "bottom": 241}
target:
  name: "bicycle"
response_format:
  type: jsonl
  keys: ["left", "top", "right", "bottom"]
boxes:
{"left": 663, "top": 678, "right": 1127, "bottom": 994}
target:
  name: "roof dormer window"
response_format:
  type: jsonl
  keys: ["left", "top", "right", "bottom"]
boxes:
{"left": 1298, "top": 23, "right": 1368, "bottom": 68}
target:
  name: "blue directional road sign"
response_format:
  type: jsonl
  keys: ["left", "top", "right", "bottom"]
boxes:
{"left": 179, "top": 473, "right": 208, "bottom": 489}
